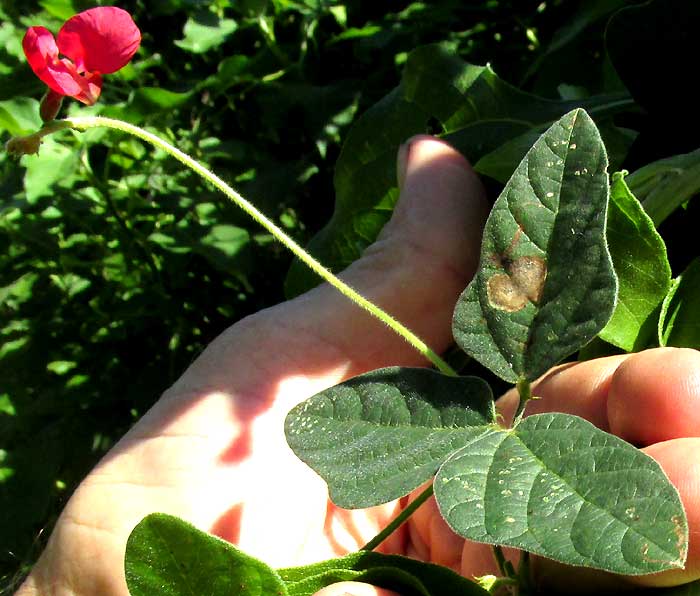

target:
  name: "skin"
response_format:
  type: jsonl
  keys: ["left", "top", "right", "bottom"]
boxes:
{"left": 16, "top": 137, "right": 700, "bottom": 596}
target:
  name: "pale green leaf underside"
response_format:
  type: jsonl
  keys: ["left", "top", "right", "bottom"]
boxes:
{"left": 659, "top": 257, "right": 700, "bottom": 348}
{"left": 284, "top": 367, "right": 495, "bottom": 509}
{"left": 125, "top": 513, "right": 287, "bottom": 596}
{"left": 598, "top": 172, "right": 671, "bottom": 351}
{"left": 434, "top": 413, "right": 687, "bottom": 575}
{"left": 279, "top": 551, "right": 488, "bottom": 596}
{"left": 453, "top": 108, "right": 617, "bottom": 382}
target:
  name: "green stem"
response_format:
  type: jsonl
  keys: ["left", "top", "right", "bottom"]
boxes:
{"left": 361, "top": 483, "right": 434, "bottom": 552}
{"left": 492, "top": 544, "right": 510, "bottom": 577}
{"left": 7, "top": 116, "right": 456, "bottom": 376}
{"left": 516, "top": 551, "right": 533, "bottom": 596}
{"left": 512, "top": 378, "right": 532, "bottom": 427}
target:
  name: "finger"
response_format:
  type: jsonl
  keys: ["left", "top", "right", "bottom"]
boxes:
{"left": 313, "top": 581, "right": 402, "bottom": 596}
{"left": 628, "top": 438, "right": 700, "bottom": 587}
{"left": 496, "top": 355, "right": 629, "bottom": 430}
{"left": 607, "top": 348, "right": 700, "bottom": 445}
{"left": 497, "top": 348, "right": 700, "bottom": 446}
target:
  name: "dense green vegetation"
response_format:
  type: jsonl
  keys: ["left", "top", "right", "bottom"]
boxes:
{"left": 1, "top": 0, "right": 699, "bottom": 592}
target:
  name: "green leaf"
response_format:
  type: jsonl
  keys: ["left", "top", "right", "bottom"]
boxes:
{"left": 39, "top": 0, "right": 78, "bottom": 20}
{"left": 285, "top": 367, "right": 495, "bottom": 509}
{"left": 284, "top": 44, "right": 632, "bottom": 297}
{"left": 658, "top": 258, "right": 700, "bottom": 348}
{"left": 597, "top": 172, "right": 671, "bottom": 351}
{"left": 0, "top": 98, "right": 42, "bottom": 136}
{"left": 278, "top": 551, "right": 488, "bottom": 596}
{"left": 195, "top": 224, "right": 250, "bottom": 273}
{"left": 452, "top": 109, "right": 617, "bottom": 383}
{"left": 125, "top": 513, "right": 288, "bottom": 596}
{"left": 626, "top": 148, "right": 700, "bottom": 227}
{"left": 434, "top": 413, "right": 688, "bottom": 575}
{"left": 475, "top": 120, "right": 636, "bottom": 184}
{"left": 133, "top": 88, "right": 194, "bottom": 110}
{"left": 21, "top": 137, "right": 78, "bottom": 203}
{"left": 175, "top": 13, "right": 238, "bottom": 54}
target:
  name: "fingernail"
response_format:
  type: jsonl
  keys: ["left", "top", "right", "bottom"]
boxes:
{"left": 396, "top": 140, "right": 412, "bottom": 192}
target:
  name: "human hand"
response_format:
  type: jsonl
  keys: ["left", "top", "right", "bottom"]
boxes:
{"left": 15, "top": 135, "right": 489, "bottom": 596}
{"left": 16, "top": 135, "right": 700, "bottom": 596}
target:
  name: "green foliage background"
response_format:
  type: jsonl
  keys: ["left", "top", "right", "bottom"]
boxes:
{"left": 0, "top": 0, "right": 698, "bottom": 591}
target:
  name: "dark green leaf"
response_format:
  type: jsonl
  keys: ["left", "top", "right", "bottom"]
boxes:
{"left": 452, "top": 109, "right": 617, "bottom": 382}
{"left": 658, "top": 258, "right": 700, "bottom": 348}
{"left": 278, "top": 550, "right": 488, "bottom": 596}
{"left": 475, "top": 120, "right": 636, "bottom": 184}
{"left": 598, "top": 172, "right": 671, "bottom": 351}
{"left": 626, "top": 148, "right": 700, "bottom": 227}
{"left": 434, "top": 413, "right": 688, "bottom": 575}
{"left": 125, "top": 513, "right": 288, "bottom": 596}
{"left": 285, "top": 45, "right": 632, "bottom": 297}
{"left": 285, "top": 367, "right": 494, "bottom": 509}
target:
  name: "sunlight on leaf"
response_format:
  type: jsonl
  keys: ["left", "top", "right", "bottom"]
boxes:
{"left": 285, "top": 367, "right": 494, "bottom": 508}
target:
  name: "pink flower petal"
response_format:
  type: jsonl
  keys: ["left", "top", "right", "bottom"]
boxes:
{"left": 71, "top": 71, "right": 103, "bottom": 105}
{"left": 23, "top": 26, "right": 85, "bottom": 97}
{"left": 57, "top": 6, "right": 140, "bottom": 74}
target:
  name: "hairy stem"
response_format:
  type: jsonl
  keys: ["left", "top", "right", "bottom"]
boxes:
{"left": 8, "top": 116, "right": 456, "bottom": 376}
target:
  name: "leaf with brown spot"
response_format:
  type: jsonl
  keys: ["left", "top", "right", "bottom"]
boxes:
{"left": 453, "top": 109, "right": 618, "bottom": 382}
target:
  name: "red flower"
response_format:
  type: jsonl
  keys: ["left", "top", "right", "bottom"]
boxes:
{"left": 23, "top": 6, "right": 141, "bottom": 107}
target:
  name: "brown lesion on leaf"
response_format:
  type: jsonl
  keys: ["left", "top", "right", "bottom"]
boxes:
{"left": 640, "top": 515, "right": 688, "bottom": 568}
{"left": 487, "top": 256, "right": 547, "bottom": 312}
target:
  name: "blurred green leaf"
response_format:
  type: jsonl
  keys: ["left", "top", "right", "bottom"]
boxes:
{"left": 195, "top": 224, "right": 250, "bottom": 273}
{"left": 21, "top": 137, "right": 78, "bottom": 203}
{"left": 175, "top": 13, "right": 238, "bottom": 54}
{"left": 0, "top": 98, "right": 41, "bottom": 136}
{"left": 39, "top": 0, "right": 78, "bottom": 20}
{"left": 133, "top": 88, "right": 193, "bottom": 110}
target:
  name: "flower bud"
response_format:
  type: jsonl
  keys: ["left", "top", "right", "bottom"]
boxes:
{"left": 39, "top": 89, "right": 64, "bottom": 122}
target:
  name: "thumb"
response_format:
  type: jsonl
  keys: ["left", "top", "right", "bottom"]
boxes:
{"left": 172, "top": 135, "right": 489, "bottom": 398}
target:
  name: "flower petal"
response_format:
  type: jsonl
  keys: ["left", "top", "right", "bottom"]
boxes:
{"left": 57, "top": 7, "right": 141, "bottom": 74}
{"left": 23, "top": 26, "right": 85, "bottom": 97}
{"left": 71, "top": 71, "right": 103, "bottom": 105}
